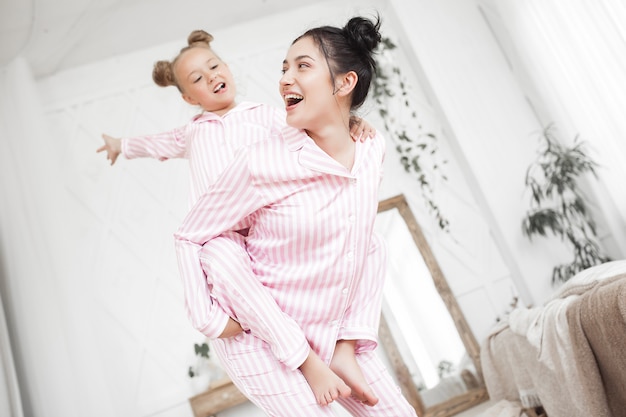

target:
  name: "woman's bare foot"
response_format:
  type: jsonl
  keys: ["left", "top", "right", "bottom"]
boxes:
{"left": 299, "top": 350, "right": 351, "bottom": 406}
{"left": 330, "top": 340, "right": 379, "bottom": 406}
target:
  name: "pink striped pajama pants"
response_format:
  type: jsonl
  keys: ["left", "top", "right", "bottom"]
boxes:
{"left": 212, "top": 335, "right": 417, "bottom": 416}
{"left": 199, "top": 232, "right": 417, "bottom": 416}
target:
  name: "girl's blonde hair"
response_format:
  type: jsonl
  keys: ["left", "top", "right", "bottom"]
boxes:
{"left": 152, "top": 30, "right": 215, "bottom": 92}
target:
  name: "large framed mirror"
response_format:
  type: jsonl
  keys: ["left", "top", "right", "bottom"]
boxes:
{"left": 375, "top": 194, "right": 489, "bottom": 417}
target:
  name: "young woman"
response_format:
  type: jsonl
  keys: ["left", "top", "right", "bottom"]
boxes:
{"left": 174, "top": 15, "right": 418, "bottom": 416}
{"left": 97, "top": 30, "right": 378, "bottom": 405}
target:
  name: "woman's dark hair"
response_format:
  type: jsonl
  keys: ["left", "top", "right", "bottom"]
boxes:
{"left": 294, "top": 15, "right": 382, "bottom": 110}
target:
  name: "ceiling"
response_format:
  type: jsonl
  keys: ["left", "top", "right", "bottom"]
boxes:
{"left": 0, "top": 0, "right": 321, "bottom": 78}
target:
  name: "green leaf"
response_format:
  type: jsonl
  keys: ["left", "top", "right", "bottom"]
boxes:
{"left": 194, "top": 342, "right": 210, "bottom": 359}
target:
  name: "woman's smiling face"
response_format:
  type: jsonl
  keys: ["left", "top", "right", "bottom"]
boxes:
{"left": 279, "top": 36, "right": 339, "bottom": 132}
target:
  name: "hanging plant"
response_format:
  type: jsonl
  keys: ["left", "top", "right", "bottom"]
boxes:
{"left": 522, "top": 124, "right": 610, "bottom": 284}
{"left": 372, "top": 37, "right": 449, "bottom": 231}
{"left": 188, "top": 342, "right": 211, "bottom": 378}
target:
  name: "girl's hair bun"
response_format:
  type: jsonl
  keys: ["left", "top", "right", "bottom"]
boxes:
{"left": 152, "top": 60, "right": 176, "bottom": 87}
{"left": 152, "top": 29, "right": 216, "bottom": 91}
{"left": 187, "top": 30, "right": 214, "bottom": 47}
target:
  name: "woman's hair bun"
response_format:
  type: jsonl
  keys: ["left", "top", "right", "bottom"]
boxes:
{"left": 343, "top": 15, "right": 382, "bottom": 55}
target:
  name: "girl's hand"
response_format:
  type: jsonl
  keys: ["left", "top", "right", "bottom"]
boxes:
{"left": 349, "top": 116, "right": 377, "bottom": 142}
{"left": 97, "top": 134, "right": 122, "bottom": 165}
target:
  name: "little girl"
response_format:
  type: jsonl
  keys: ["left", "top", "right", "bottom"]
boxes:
{"left": 98, "top": 30, "right": 380, "bottom": 406}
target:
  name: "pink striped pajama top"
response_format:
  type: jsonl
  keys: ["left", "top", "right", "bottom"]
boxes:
{"left": 121, "top": 101, "right": 285, "bottom": 205}
{"left": 121, "top": 102, "right": 286, "bottom": 337}
{"left": 174, "top": 125, "right": 386, "bottom": 363}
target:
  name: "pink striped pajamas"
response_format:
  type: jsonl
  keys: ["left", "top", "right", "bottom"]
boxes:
{"left": 122, "top": 102, "right": 311, "bottom": 363}
{"left": 121, "top": 102, "right": 283, "bottom": 206}
{"left": 174, "top": 126, "right": 417, "bottom": 416}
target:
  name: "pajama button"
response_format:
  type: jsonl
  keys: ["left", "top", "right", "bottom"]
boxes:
{"left": 342, "top": 288, "right": 348, "bottom": 294}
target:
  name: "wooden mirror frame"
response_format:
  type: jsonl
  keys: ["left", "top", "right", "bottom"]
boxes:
{"left": 376, "top": 194, "right": 489, "bottom": 416}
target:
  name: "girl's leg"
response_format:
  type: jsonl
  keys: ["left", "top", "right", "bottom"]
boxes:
{"left": 200, "top": 231, "right": 309, "bottom": 368}
{"left": 212, "top": 335, "right": 340, "bottom": 417}
{"left": 201, "top": 231, "right": 350, "bottom": 404}
{"left": 336, "top": 350, "right": 418, "bottom": 417}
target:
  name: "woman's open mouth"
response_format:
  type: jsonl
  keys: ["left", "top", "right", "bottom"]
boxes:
{"left": 284, "top": 93, "right": 303, "bottom": 107}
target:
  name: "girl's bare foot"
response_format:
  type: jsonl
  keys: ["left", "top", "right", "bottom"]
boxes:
{"left": 330, "top": 340, "right": 379, "bottom": 406}
{"left": 299, "top": 350, "right": 351, "bottom": 406}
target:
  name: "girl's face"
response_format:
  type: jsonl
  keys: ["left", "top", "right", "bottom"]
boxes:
{"left": 175, "top": 47, "right": 237, "bottom": 116}
{"left": 280, "top": 36, "right": 343, "bottom": 132}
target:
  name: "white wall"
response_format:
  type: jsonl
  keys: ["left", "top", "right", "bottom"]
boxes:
{"left": 484, "top": 0, "right": 626, "bottom": 258}
{"left": 386, "top": 0, "right": 556, "bottom": 305}
{"left": 1, "top": 0, "right": 622, "bottom": 416}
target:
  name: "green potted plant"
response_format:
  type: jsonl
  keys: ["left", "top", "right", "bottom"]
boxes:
{"left": 521, "top": 124, "right": 610, "bottom": 283}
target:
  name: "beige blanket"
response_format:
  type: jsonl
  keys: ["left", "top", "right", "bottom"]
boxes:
{"left": 481, "top": 262, "right": 626, "bottom": 417}
{"left": 569, "top": 276, "right": 626, "bottom": 417}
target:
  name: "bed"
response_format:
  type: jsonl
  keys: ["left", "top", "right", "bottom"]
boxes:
{"left": 480, "top": 260, "right": 626, "bottom": 417}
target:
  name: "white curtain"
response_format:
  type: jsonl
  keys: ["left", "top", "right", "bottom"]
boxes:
{"left": 0, "top": 57, "right": 82, "bottom": 417}
{"left": 0, "top": 292, "right": 23, "bottom": 417}
{"left": 494, "top": 0, "right": 626, "bottom": 256}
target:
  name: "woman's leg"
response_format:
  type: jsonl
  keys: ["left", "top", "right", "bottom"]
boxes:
{"left": 212, "top": 335, "right": 339, "bottom": 417}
